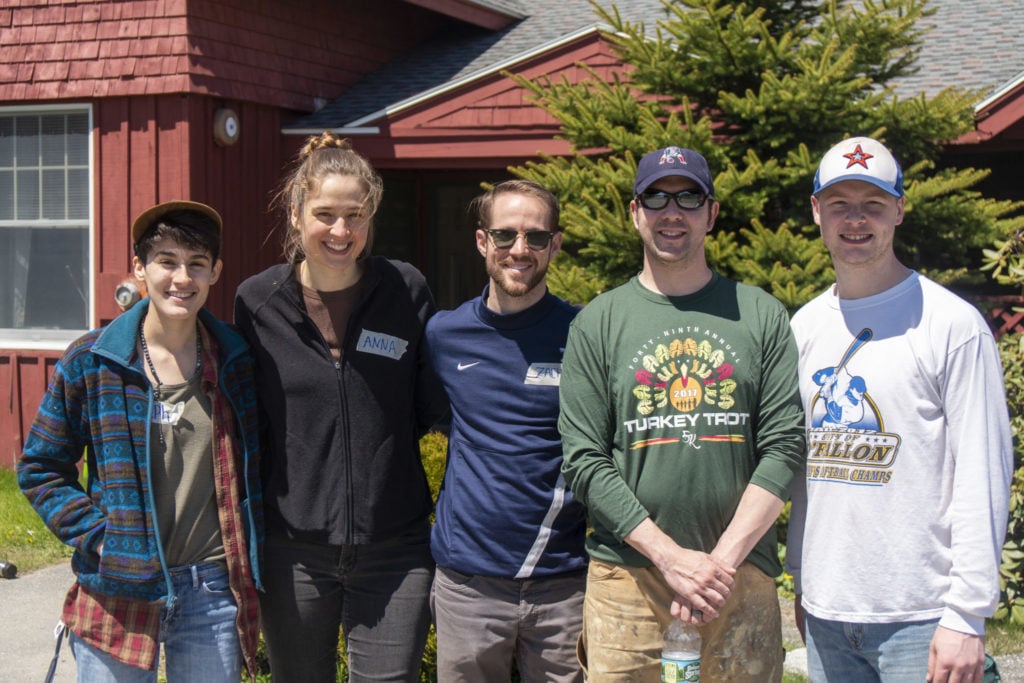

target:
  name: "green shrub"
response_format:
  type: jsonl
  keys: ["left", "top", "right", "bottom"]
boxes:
{"left": 774, "top": 502, "right": 795, "bottom": 597}
{"left": 996, "top": 333, "right": 1024, "bottom": 624}
{"left": 420, "top": 430, "right": 448, "bottom": 509}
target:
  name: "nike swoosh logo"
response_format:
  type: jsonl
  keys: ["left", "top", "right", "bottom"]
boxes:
{"left": 457, "top": 362, "right": 480, "bottom": 371}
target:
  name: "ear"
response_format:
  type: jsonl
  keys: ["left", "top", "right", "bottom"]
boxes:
{"left": 550, "top": 231, "right": 564, "bottom": 259}
{"left": 810, "top": 195, "right": 822, "bottom": 227}
{"left": 894, "top": 196, "right": 906, "bottom": 226}
{"left": 290, "top": 204, "right": 300, "bottom": 229}
{"left": 629, "top": 198, "right": 641, "bottom": 231}
{"left": 133, "top": 255, "right": 146, "bottom": 282}
{"left": 210, "top": 259, "right": 224, "bottom": 286}
{"left": 475, "top": 229, "right": 489, "bottom": 259}
{"left": 708, "top": 200, "right": 720, "bottom": 230}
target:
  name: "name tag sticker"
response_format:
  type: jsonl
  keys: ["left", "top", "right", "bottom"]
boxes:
{"left": 152, "top": 401, "right": 184, "bottom": 425}
{"left": 356, "top": 329, "right": 409, "bottom": 361}
{"left": 525, "top": 362, "right": 561, "bottom": 386}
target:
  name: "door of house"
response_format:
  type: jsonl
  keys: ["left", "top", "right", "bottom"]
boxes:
{"left": 377, "top": 174, "right": 500, "bottom": 311}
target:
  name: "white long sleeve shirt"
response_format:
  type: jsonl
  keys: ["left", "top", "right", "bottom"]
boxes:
{"left": 787, "top": 271, "right": 1013, "bottom": 635}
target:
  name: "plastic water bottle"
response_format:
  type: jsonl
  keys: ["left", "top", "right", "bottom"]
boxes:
{"left": 661, "top": 618, "right": 700, "bottom": 682}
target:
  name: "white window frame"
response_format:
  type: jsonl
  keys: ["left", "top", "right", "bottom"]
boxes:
{"left": 0, "top": 103, "right": 94, "bottom": 350}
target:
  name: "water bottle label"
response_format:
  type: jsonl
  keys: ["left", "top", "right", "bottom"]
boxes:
{"left": 661, "top": 656, "right": 700, "bottom": 683}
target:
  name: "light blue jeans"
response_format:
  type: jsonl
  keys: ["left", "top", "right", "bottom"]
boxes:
{"left": 69, "top": 562, "right": 240, "bottom": 682}
{"left": 805, "top": 612, "right": 938, "bottom": 682}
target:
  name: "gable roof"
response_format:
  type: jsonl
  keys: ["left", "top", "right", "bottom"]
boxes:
{"left": 287, "top": 0, "right": 1024, "bottom": 140}
{"left": 284, "top": 0, "right": 665, "bottom": 133}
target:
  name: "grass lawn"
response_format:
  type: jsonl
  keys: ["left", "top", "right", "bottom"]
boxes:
{"left": 988, "top": 618, "right": 1024, "bottom": 656}
{"left": 0, "top": 467, "right": 72, "bottom": 573}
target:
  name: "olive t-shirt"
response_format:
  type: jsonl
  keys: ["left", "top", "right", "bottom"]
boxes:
{"left": 149, "top": 373, "right": 225, "bottom": 566}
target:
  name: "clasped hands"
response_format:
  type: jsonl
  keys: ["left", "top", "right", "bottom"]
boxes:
{"left": 658, "top": 547, "right": 735, "bottom": 626}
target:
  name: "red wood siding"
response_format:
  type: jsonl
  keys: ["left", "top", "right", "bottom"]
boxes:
{"left": 186, "top": 0, "right": 451, "bottom": 110}
{"left": 90, "top": 93, "right": 292, "bottom": 323}
{"left": 955, "top": 81, "right": 1024, "bottom": 147}
{"left": 1, "top": 351, "right": 59, "bottom": 468}
{"left": 2, "top": 93, "right": 294, "bottom": 467}
{"left": 353, "top": 33, "right": 626, "bottom": 168}
{"left": 185, "top": 97, "right": 294, "bottom": 316}
{"left": 0, "top": 0, "right": 452, "bottom": 111}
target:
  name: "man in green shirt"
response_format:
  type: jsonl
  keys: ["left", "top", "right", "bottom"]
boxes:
{"left": 558, "top": 147, "right": 805, "bottom": 682}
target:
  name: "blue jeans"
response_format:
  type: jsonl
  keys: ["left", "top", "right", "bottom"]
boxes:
{"left": 805, "top": 612, "right": 938, "bottom": 682}
{"left": 259, "top": 527, "right": 435, "bottom": 682}
{"left": 69, "top": 562, "right": 240, "bottom": 682}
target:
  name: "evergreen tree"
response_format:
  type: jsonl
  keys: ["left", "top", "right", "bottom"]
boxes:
{"left": 511, "top": 0, "right": 1022, "bottom": 308}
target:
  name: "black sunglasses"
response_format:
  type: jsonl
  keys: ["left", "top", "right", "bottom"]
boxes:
{"left": 636, "top": 190, "right": 710, "bottom": 211}
{"left": 486, "top": 229, "right": 556, "bottom": 250}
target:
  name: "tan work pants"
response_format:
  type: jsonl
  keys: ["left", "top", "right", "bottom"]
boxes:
{"left": 579, "top": 559, "right": 783, "bottom": 682}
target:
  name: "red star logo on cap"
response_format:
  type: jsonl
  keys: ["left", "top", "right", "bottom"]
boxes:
{"left": 843, "top": 144, "right": 874, "bottom": 169}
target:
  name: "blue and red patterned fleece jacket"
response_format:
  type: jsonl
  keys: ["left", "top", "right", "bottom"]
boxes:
{"left": 17, "top": 300, "right": 263, "bottom": 672}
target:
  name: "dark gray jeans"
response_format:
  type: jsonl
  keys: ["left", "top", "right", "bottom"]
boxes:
{"left": 259, "top": 527, "right": 434, "bottom": 682}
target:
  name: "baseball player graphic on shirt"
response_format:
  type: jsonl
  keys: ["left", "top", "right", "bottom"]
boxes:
{"left": 806, "top": 328, "right": 899, "bottom": 485}
{"left": 808, "top": 328, "right": 882, "bottom": 432}
{"left": 813, "top": 366, "right": 867, "bottom": 428}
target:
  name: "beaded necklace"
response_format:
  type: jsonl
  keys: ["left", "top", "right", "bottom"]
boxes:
{"left": 138, "top": 319, "right": 202, "bottom": 444}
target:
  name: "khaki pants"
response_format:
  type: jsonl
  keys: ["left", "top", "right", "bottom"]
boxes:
{"left": 579, "top": 559, "right": 783, "bottom": 683}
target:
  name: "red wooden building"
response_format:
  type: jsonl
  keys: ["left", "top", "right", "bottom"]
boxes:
{"left": 0, "top": 0, "right": 633, "bottom": 465}
{"left": 1, "top": 0, "right": 1023, "bottom": 467}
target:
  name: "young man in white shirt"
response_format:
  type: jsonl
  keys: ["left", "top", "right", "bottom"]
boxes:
{"left": 787, "top": 137, "right": 1014, "bottom": 683}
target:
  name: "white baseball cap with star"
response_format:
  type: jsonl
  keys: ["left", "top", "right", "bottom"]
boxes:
{"left": 813, "top": 137, "right": 903, "bottom": 197}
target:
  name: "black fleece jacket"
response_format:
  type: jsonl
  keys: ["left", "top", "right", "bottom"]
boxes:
{"left": 234, "top": 257, "right": 448, "bottom": 545}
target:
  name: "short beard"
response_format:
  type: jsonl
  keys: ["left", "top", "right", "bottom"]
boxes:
{"left": 486, "top": 257, "right": 547, "bottom": 299}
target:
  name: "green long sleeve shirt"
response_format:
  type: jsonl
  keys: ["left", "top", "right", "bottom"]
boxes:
{"left": 558, "top": 273, "right": 805, "bottom": 577}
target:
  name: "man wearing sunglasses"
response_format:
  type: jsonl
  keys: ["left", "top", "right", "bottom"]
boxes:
{"left": 559, "top": 147, "right": 805, "bottom": 681}
{"left": 426, "top": 180, "right": 587, "bottom": 682}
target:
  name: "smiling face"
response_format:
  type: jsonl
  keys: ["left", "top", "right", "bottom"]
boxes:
{"left": 812, "top": 179, "right": 905, "bottom": 273}
{"left": 631, "top": 175, "right": 718, "bottom": 274}
{"left": 292, "top": 173, "right": 372, "bottom": 290}
{"left": 134, "top": 237, "right": 221, "bottom": 323}
{"left": 476, "top": 191, "right": 561, "bottom": 313}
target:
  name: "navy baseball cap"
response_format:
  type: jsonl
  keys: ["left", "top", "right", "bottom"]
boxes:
{"left": 813, "top": 137, "right": 903, "bottom": 197}
{"left": 634, "top": 147, "right": 715, "bottom": 196}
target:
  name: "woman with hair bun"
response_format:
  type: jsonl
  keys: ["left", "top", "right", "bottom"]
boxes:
{"left": 234, "top": 133, "right": 448, "bottom": 681}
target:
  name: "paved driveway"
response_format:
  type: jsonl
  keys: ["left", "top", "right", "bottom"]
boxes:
{"left": 0, "top": 562, "right": 75, "bottom": 682}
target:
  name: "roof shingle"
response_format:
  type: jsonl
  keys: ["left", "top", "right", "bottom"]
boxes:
{"left": 289, "top": 0, "right": 1024, "bottom": 131}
